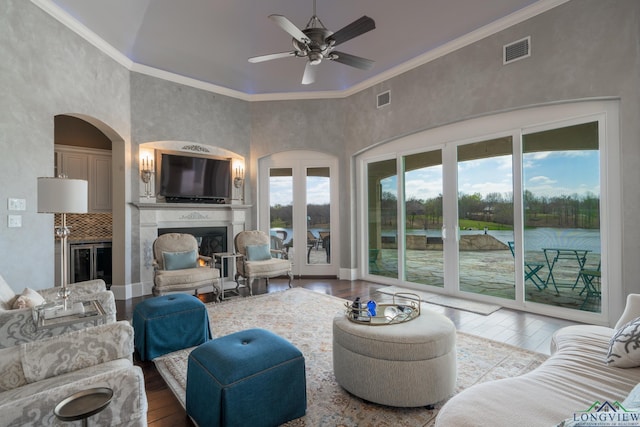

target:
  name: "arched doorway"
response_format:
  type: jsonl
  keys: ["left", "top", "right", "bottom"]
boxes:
{"left": 53, "top": 114, "right": 129, "bottom": 291}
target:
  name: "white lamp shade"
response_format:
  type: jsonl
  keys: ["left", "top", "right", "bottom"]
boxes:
{"left": 37, "top": 177, "right": 88, "bottom": 213}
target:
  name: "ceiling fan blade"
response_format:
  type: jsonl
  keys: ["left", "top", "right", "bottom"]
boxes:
{"left": 248, "top": 51, "right": 296, "bottom": 63}
{"left": 330, "top": 51, "right": 374, "bottom": 70}
{"left": 301, "top": 62, "right": 318, "bottom": 85}
{"left": 269, "top": 14, "right": 310, "bottom": 44}
{"left": 327, "top": 16, "right": 375, "bottom": 47}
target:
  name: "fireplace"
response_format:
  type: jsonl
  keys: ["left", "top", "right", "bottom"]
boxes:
{"left": 158, "top": 226, "right": 228, "bottom": 257}
{"left": 135, "top": 202, "right": 248, "bottom": 297}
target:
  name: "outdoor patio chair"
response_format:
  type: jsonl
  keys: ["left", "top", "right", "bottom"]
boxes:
{"left": 579, "top": 262, "right": 601, "bottom": 309}
{"left": 508, "top": 241, "right": 546, "bottom": 291}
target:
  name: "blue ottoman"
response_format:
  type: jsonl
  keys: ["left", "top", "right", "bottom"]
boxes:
{"left": 186, "top": 328, "right": 306, "bottom": 427}
{"left": 132, "top": 293, "right": 211, "bottom": 361}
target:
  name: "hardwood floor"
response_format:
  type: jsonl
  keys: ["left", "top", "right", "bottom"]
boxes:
{"left": 116, "top": 278, "right": 581, "bottom": 426}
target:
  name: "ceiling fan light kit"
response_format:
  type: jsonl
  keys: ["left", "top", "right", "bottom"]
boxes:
{"left": 248, "top": 0, "right": 375, "bottom": 85}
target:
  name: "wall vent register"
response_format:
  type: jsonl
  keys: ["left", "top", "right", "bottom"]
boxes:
{"left": 503, "top": 36, "right": 531, "bottom": 64}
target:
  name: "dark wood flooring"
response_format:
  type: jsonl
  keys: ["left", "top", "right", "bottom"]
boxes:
{"left": 116, "top": 278, "right": 580, "bottom": 426}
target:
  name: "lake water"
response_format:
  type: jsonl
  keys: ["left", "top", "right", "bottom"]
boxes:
{"left": 273, "top": 227, "right": 601, "bottom": 254}
{"left": 409, "top": 227, "right": 601, "bottom": 254}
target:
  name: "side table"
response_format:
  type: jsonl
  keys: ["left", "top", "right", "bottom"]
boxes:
{"left": 54, "top": 387, "right": 113, "bottom": 427}
{"left": 33, "top": 299, "right": 106, "bottom": 331}
{"left": 213, "top": 252, "right": 245, "bottom": 300}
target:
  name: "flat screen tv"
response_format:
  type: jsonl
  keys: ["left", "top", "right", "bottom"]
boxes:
{"left": 158, "top": 152, "right": 231, "bottom": 202}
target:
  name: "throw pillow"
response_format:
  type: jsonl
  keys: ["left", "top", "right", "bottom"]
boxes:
{"left": 606, "top": 316, "right": 640, "bottom": 368}
{"left": 12, "top": 288, "right": 46, "bottom": 309}
{"left": 245, "top": 244, "right": 272, "bottom": 261}
{"left": 622, "top": 382, "right": 640, "bottom": 410}
{"left": 163, "top": 250, "right": 198, "bottom": 270}
{"left": 615, "top": 294, "right": 640, "bottom": 329}
{"left": 0, "top": 275, "right": 16, "bottom": 310}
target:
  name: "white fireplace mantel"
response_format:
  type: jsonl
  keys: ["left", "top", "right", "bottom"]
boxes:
{"left": 134, "top": 202, "right": 251, "bottom": 296}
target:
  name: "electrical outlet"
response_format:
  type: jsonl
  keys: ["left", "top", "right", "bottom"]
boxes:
{"left": 8, "top": 215, "right": 22, "bottom": 228}
{"left": 8, "top": 198, "right": 26, "bottom": 211}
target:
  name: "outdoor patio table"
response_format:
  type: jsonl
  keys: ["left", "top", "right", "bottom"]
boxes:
{"left": 542, "top": 248, "right": 591, "bottom": 293}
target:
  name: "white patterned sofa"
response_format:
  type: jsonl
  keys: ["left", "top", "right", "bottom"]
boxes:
{"left": 0, "top": 275, "right": 116, "bottom": 348}
{"left": 0, "top": 321, "right": 147, "bottom": 426}
{"left": 436, "top": 294, "right": 640, "bottom": 426}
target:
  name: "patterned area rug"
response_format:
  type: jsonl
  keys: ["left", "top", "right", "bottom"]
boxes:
{"left": 378, "top": 285, "right": 502, "bottom": 315}
{"left": 154, "top": 287, "right": 546, "bottom": 426}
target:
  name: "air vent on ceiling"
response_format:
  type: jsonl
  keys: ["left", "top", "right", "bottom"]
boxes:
{"left": 503, "top": 36, "right": 530, "bottom": 64}
{"left": 377, "top": 90, "right": 391, "bottom": 109}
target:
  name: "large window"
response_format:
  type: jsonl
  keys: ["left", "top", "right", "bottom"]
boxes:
{"left": 359, "top": 101, "right": 619, "bottom": 323}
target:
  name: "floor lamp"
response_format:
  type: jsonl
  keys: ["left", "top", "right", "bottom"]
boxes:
{"left": 37, "top": 177, "right": 88, "bottom": 310}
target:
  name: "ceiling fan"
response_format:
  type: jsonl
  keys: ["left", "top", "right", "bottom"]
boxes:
{"left": 248, "top": 0, "right": 376, "bottom": 85}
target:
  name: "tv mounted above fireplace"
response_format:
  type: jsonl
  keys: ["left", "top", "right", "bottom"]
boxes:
{"left": 158, "top": 151, "right": 231, "bottom": 203}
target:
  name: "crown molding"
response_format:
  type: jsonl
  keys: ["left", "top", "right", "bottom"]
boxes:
{"left": 32, "top": 0, "right": 569, "bottom": 103}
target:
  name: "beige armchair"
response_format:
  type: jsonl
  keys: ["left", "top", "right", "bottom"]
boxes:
{"left": 234, "top": 230, "right": 293, "bottom": 296}
{"left": 152, "top": 233, "right": 221, "bottom": 298}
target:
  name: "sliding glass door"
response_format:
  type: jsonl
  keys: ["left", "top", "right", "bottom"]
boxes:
{"left": 359, "top": 101, "right": 618, "bottom": 322}
{"left": 522, "top": 122, "right": 601, "bottom": 312}
{"left": 367, "top": 159, "right": 398, "bottom": 279}
{"left": 457, "top": 138, "right": 515, "bottom": 300}
{"left": 403, "top": 150, "right": 444, "bottom": 287}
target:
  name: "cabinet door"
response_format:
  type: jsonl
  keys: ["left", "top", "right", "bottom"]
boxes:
{"left": 60, "top": 151, "right": 89, "bottom": 181}
{"left": 91, "top": 155, "right": 112, "bottom": 211}
{"left": 94, "top": 244, "right": 112, "bottom": 286}
{"left": 70, "top": 245, "right": 93, "bottom": 283}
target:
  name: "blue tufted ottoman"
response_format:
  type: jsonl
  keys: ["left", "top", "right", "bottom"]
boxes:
{"left": 132, "top": 293, "right": 211, "bottom": 361}
{"left": 186, "top": 328, "right": 306, "bottom": 427}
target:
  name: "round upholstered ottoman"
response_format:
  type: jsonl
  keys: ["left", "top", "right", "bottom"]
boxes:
{"left": 332, "top": 309, "right": 456, "bottom": 407}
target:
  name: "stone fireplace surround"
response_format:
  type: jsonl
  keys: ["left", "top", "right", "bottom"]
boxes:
{"left": 136, "top": 202, "right": 248, "bottom": 296}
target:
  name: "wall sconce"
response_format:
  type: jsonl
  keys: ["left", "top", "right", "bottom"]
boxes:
{"left": 140, "top": 154, "right": 154, "bottom": 198}
{"left": 233, "top": 166, "right": 244, "bottom": 189}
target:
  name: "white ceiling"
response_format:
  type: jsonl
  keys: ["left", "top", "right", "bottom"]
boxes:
{"left": 37, "top": 0, "right": 564, "bottom": 99}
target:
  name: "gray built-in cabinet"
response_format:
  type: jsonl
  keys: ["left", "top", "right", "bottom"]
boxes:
{"left": 54, "top": 145, "right": 112, "bottom": 212}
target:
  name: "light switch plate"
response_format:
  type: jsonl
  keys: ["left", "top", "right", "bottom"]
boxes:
{"left": 8, "top": 198, "right": 26, "bottom": 211}
{"left": 8, "top": 215, "right": 22, "bottom": 228}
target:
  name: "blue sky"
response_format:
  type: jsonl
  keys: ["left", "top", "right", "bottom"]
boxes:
{"left": 269, "top": 176, "right": 330, "bottom": 206}
{"left": 390, "top": 150, "right": 600, "bottom": 201}
{"left": 268, "top": 150, "right": 600, "bottom": 207}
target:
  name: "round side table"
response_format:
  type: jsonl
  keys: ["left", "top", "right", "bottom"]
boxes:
{"left": 54, "top": 387, "right": 113, "bottom": 427}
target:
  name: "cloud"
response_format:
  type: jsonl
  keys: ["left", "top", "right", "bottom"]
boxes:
{"left": 528, "top": 175, "right": 557, "bottom": 185}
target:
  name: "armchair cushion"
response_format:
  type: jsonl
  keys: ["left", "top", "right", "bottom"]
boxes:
{"left": 246, "top": 244, "right": 272, "bottom": 261}
{"left": 163, "top": 250, "right": 198, "bottom": 270}
{"left": 12, "top": 288, "right": 45, "bottom": 309}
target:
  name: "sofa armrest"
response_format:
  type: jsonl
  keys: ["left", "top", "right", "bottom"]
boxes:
{"left": 37, "top": 279, "right": 106, "bottom": 301}
{"left": 0, "top": 288, "right": 117, "bottom": 349}
{"left": 20, "top": 321, "right": 133, "bottom": 383}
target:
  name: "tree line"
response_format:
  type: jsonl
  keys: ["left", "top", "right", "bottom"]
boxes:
{"left": 384, "top": 190, "right": 599, "bottom": 230}
{"left": 270, "top": 203, "right": 330, "bottom": 228}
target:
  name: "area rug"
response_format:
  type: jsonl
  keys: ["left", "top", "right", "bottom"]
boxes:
{"left": 378, "top": 285, "right": 502, "bottom": 315}
{"left": 154, "top": 287, "right": 545, "bottom": 426}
